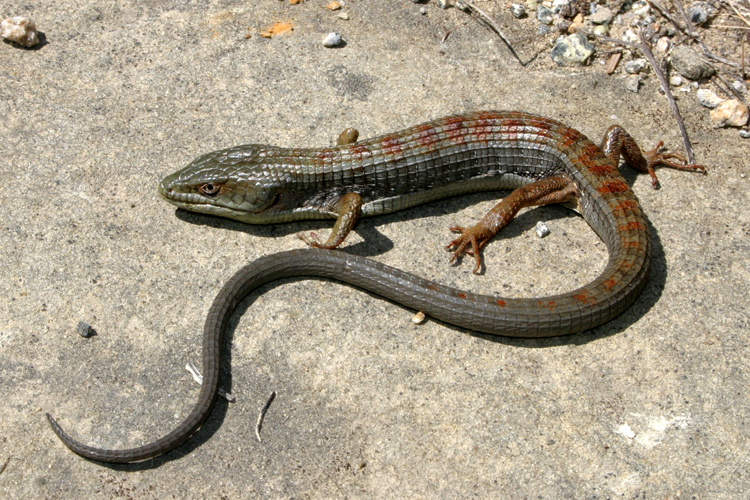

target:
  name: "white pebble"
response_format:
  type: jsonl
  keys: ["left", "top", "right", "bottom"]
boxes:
{"left": 1, "top": 16, "right": 40, "bottom": 47}
{"left": 655, "top": 37, "right": 671, "bottom": 55}
{"left": 710, "top": 99, "right": 749, "bottom": 128}
{"left": 618, "top": 423, "right": 636, "bottom": 439}
{"left": 411, "top": 311, "right": 426, "bottom": 324}
{"left": 535, "top": 221, "right": 550, "bottom": 238}
{"left": 631, "top": 0, "right": 650, "bottom": 18}
{"left": 669, "top": 75, "right": 683, "bottom": 86}
{"left": 696, "top": 88, "right": 723, "bottom": 109}
{"left": 322, "top": 32, "right": 342, "bottom": 47}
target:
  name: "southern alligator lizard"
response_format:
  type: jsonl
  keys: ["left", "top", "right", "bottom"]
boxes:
{"left": 47, "top": 111, "right": 704, "bottom": 462}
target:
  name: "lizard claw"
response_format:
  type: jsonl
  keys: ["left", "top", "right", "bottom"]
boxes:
{"left": 297, "top": 231, "right": 324, "bottom": 248}
{"left": 446, "top": 225, "right": 485, "bottom": 274}
{"left": 642, "top": 143, "right": 707, "bottom": 189}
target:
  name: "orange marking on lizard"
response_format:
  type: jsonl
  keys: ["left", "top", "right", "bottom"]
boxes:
{"left": 314, "top": 149, "right": 335, "bottom": 161}
{"left": 416, "top": 125, "right": 440, "bottom": 150}
{"left": 597, "top": 179, "right": 630, "bottom": 194}
{"left": 612, "top": 199, "right": 639, "bottom": 215}
{"left": 348, "top": 143, "right": 370, "bottom": 159}
{"left": 442, "top": 117, "right": 466, "bottom": 145}
{"left": 573, "top": 290, "right": 597, "bottom": 305}
{"left": 537, "top": 300, "right": 558, "bottom": 310}
{"left": 496, "top": 299, "right": 506, "bottom": 307}
{"left": 380, "top": 135, "right": 402, "bottom": 155}
{"left": 587, "top": 163, "right": 617, "bottom": 176}
{"left": 603, "top": 278, "right": 617, "bottom": 290}
{"left": 617, "top": 221, "right": 646, "bottom": 232}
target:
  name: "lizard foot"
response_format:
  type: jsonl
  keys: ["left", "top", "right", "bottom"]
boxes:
{"left": 642, "top": 142, "right": 707, "bottom": 188}
{"left": 446, "top": 225, "right": 491, "bottom": 274}
{"left": 297, "top": 231, "right": 330, "bottom": 249}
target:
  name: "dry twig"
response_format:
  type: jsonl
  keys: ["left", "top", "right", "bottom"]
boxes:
{"left": 462, "top": 0, "right": 525, "bottom": 65}
{"left": 638, "top": 30, "right": 697, "bottom": 164}
{"left": 722, "top": 0, "right": 750, "bottom": 28}
{"left": 255, "top": 391, "right": 276, "bottom": 442}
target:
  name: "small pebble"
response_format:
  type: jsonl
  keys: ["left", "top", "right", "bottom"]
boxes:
{"left": 622, "top": 29, "right": 639, "bottom": 44}
{"left": 688, "top": 6, "right": 708, "bottom": 25}
{"left": 535, "top": 221, "right": 550, "bottom": 238}
{"left": 556, "top": 20, "right": 572, "bottom": 33}
{"left": 537, "top": 5, "right": 555, "bottom": 25}
{"left": 696, "top": 88, "right": 723, "bottom": 109}
{"left": 624, "top": 75, "right": 641, "bottom": 93}
{"left": 77, "top": 321, "right": 94, "bottom": 338}
{"left": 569, "top": 13, "right": 585, "bottom": 33}
{"left": 338, "top": 12, "right": 351, "bottom": 20}
{"left": 655, "top": 37, "right": 671, "bottom": 55}
{"left": 739, "top": 130, "right": 750, "bottom": 139}
{"left": 436, "top": 0, "right": 450, "bottom": 9}
{"left": 710, "top": 99, "right": 749, "bottom": 128}
{"left": 327, "top": 1, "right": 342, "bottom": 10}
{"left": 420, "top": 7, "right": 427, "bottom": 15}
{"left": 550, "top": 32, "right": 595, "bottom": 66}
{"left": 688, "top": 2, "right": 716, "bottom": 26}
{"left": 1, "top": 16, "right": 40, "bottom": 47}
{"left": 589, "top": 6, "right": 613, "bottom": 24}
{"left": 412, "top": 311, "right": 426, "bottom": 324}
{"left": 669, "top": 75, "right": 683, "bottom": 86}
{"left": 322, "top": 32, "right": 342, "bottom": 47}
{"left": 670, "top": 45, "right": 715, "bottom": 80}
{"left": 510, "top": 3, "right": 526, "bottom": 18}
{"left": 624, "top": 58, "right": 648, "bottom": 74}
{"left": 631, "top": 0, "right": 650, "bottom": 18}
{"left": 592, "top": 24, "right": 609, "bottom": 36}
{"left": 455, "top": 0, "right": 470, "bottom": 11}
{"left": 732, "top": 80, "right": 747, "bottom": 94}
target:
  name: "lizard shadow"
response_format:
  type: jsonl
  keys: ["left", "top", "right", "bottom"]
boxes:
{"left": 173, "top": 186, "right": 667, "bottom": 348}
{"left": 173, "top": 190, "right": 566, "bottom": 255}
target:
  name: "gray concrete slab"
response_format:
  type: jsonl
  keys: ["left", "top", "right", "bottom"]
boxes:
{"left": 1, "top": 1, "right": 748, "bottom": 498}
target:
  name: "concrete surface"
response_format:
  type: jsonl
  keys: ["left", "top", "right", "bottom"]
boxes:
{"left": 1, "top": 1, "right": 748, "bottom": 498}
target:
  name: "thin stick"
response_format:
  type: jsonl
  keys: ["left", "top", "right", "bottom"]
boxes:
{"left": 649, "top": 0, "right": 743, "bottom": 68}
{"left": 580, "top": 29, "right": 641, "bottom": 49}
{"left": 0, "top": 456, "right": 22, "bottom": 475}
{"left": 713, "top": 72, "right": 749, "bottom": 104}
{"left": 255, "top": 391, "right": 276, "bottom": 442}
{"left": 647, "top": 0, "right": 689, "bottom": 35}
{"left": 722, "top": 0, "right": 750, "bottom": 28}
{"left": 463, "top": 0, "right": 524, "bottom": 65}
{"left": 639, "top": 30, "right": 696, "bottom": 164}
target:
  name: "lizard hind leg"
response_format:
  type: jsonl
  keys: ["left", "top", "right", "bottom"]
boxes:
{"left": 446, "top": 174, "right": 577, "bottom": 274}
{"left": 601, "top": 125, "right": 707, "bottom": 188}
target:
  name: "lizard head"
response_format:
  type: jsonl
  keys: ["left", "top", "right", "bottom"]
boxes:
{"left": 159, "top": 144, "right": 298, "bottom": 224}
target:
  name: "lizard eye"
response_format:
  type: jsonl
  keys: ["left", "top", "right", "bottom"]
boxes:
{"left": 198, "top": 183, "right": 222, "bottom": 196}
